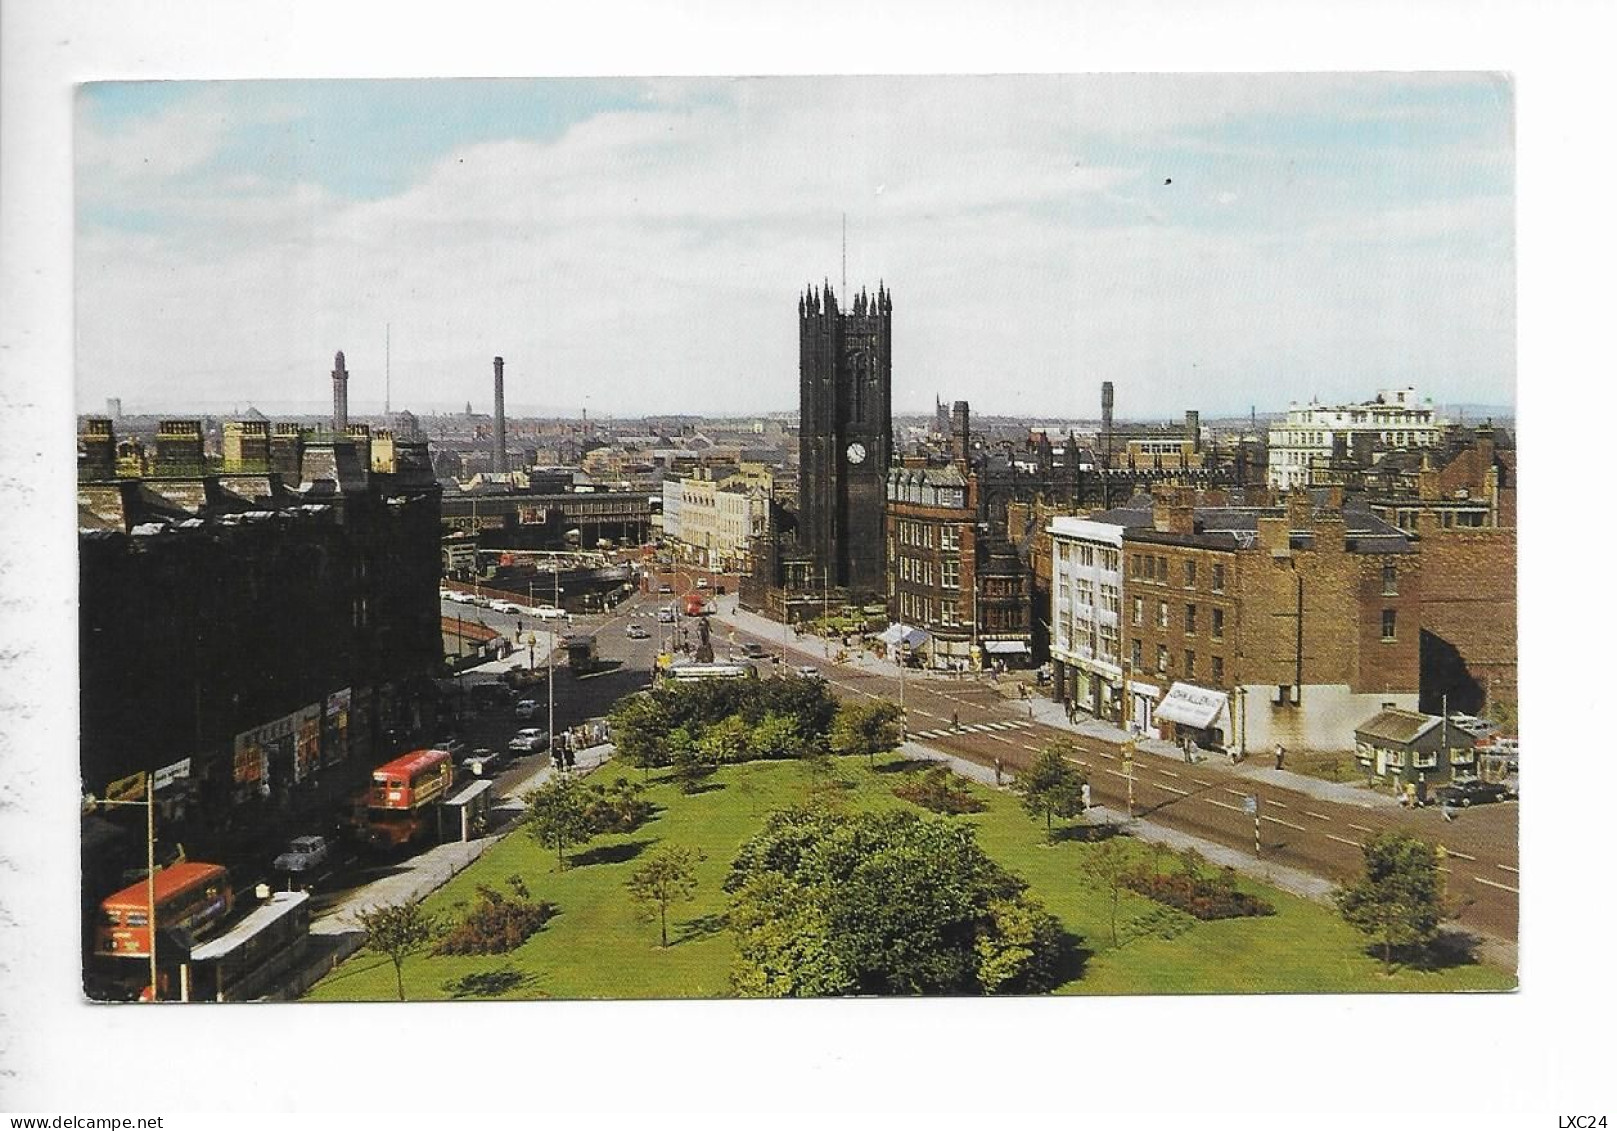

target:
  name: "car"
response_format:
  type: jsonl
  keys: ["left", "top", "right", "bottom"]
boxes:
{"left": 658, "top": 583, "right": 673, "bottom": 593}
{"left": 442, "top": 589, "right": 471, "bottom": 603}
{"left": 515, "top": 699, "right": 541, "bottom": 721}
{"left": 531, "top": 605, "right": 566, "bottom": 620}
{"left": 489, "top": 599, "right": 523, "bottom": 614}
{"left": 273, "top": 835, "right": 331, "bottom": 876}
{"left": 1435, "top": 778, "right": 1511, "bottom": 807}
{"left": 795, "top": 665, "right": 822, "bottom": 680}
{"left": 657, "top": 607, "right": 675, "bottom": 623}
{"left": 696, "top": 578, "right": 710, "bottom": 589}
{"left": 626, "top": 623, "right": 650, "bottom": 639}
{"left": 461, "top": 747, "right": 507, "bottom": 777}
{"left": 743, "top": 641, "right": 767, "bottom": 659}
{"left": 508, "top": 728, "right": 550, "bottom": 753}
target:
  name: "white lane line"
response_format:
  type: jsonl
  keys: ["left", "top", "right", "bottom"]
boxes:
{"left": 1326, "top": 834, "right": 1364, "bottom": 849}
{"left": 1497, "top": 864, "right": 1518, "bottom": 875}
{"left": 987, "top": 733, "right": 1017, "bottom": 746}
{"left": 1159, "top": 784, "right": 1190, "bottom": 796}
{"left": 1445, "top": 848, "right": 1477, "bottom": 862}
{"left": 1265, "top": 799, "right": 1288, "bottom": 809}
{"left": 1192, "top": 778, "right": 1214, "bottom": 787}
{"left": 1024, "top": 744, "right": 1044, "bottom": 753}
{"left": 1305, "top": 811, "right": 1331, "bottom": 821}
{"left": 1157, "top": 769, "right": 1180, "bottom": 779}
{"left": 1473, "top": 876, "right": 1519, "bottom": 894}
{"left": 1224, "top": 788, "right": 1248, "bottom": 799}
{"left": 1101, "top": 768, "right": 1130, "bottom": 781}
{"left": 1207, "top": 798, "right": 1243, "bottom": 813}
{"left": 1262, "top": 815, "right": 1307, "bottom": 832}
{"left": 1347, "top": 823, "right": 1375, "bottom": 834}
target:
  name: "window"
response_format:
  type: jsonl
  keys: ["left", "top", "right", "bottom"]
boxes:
{"left": 1157, "top": 556, "right": 1169, "bottom": 580}
{"left": 1185, "top": 604, "right": 1197, "bottom": 634}
{"left": 1079, "top": 545, "right": 1095, "bottom": 567}
{"left": 940, "top": 526, "right": 959, "bottom": 550}
{"left": 1100, "top": 584, "right": 1119, "bottom": 615}
{"left": 941, "top": 560, "right": 960, "bottom": 590}
{"left": 1211, "top": 655, "right": 1223, "bottom": 683}
{"left": 1381, "top": 609, "right": 1397, "bottom": 641}
{"left": 1212, "top": 563, "right": 1226, "bottom": 592}
{"left": 1184, "top": 650, "right": 1195, "bottom": 678}
{"left": 1211, "top": 607, "right": 1224, "bottom": 640}
{"left": 1143, "top": 555, "right": 1155, "bottom": 581}
{"left": 1184, "top": 560, "right": 1197, "bottom": 587}
{"left": 1156, "top": 645, "right": 1168, "bottom": 675}
{"left": 1157, "top": 601, "right": 1168, "bottom": 629}
{"left": 1132, "top": 597, "right": 1143, "bottom": 627}
{"left": 1382, "top": 563, "right": 1397, "bottom": 595}
{"left": 1130, "top": 639, "right": 1142, "bottom": 670}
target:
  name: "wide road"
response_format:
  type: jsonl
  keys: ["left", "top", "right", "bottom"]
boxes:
{"left": 710, "top": 608, "right": 1519, "bottom": 947}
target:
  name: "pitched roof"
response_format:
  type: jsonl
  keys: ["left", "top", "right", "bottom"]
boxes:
{"left": 1354, "top": 708, "right": 1441, "bottom": 744}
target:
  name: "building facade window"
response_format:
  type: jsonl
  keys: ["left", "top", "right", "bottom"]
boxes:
{"left": 1184, "top": 650, "right": 1195, "bottom": 678}
{"left": 1157, "top": 601, "right": 1168, "bottom": 629}
{"left": 1381, "top": 608, "right": 1397, "bottom": 640}
{"left": 1382, "top": 563, "right": 1397, "bottom": 595}
{"left": 1156, "top": 645, "right": 1168, "bottom": 675}
{"left": 1211, "top": 607, "right": 1224, "bottom": 640}
{"left": 1131, "top": 639, "right": 1142, "bottom": 670}
{"left": 1212, "top": 563, "right": 1226, "bottom": 592}
{"left": 1211, "top": 655, "right": 1223, "bottom": 683}
{"left": 1132, "top": 597, "right": 1144, "bottom": 627}
{"left": 1185, "top": 604, "right": 1197, "bottom": 634}
{"left": 1184, "top": 560, "right": 1197, "bottom": 587}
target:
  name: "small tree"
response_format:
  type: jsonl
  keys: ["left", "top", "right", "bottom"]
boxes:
{"left": 1013, "top": 740, "right": 1088, "bottom": 839}
{"left": 626, "top": 845, "right": 702, "bottom": 948}
{"left": 357, "top": 899, "right": 437, "bottom": 1001}
{"left": 697, "top": 715, "right": 752, "bottom": 765}
{"left": 750, "top": 711, "right": 807, "bottom": 761}
{"left": 829, "top": 699, "right": 904, "bottom": 766}
{"left": 1335, "top": 831, "right": 1448, "bottom": 973}
{"left": 1078, "top": 835, "right": 1135, "bottom": 947}
{"left": 525, "top": 773, "right": 595, "bottom": 869}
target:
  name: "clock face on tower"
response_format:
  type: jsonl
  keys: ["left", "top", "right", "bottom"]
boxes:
{"left": 845, "top": 442, "right": 867, "bottom": 465}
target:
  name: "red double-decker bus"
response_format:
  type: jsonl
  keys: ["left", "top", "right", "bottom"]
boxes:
{"left": 357, "top": 748, "right": 455, "bottom": 850}
{"left": 95, "top": 862, "right": 234, "bottom": 960}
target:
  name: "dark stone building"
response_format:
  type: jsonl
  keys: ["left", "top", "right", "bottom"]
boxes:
{"left": 78, "top": 417, "right": 442, "bottom": 870}
{"left": 797, "top": 282, "right": 892, "bottom": 601}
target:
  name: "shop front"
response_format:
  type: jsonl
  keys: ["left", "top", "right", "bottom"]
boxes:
{"left": 1152, "top": 682, "right": 1232, "bottom": 751}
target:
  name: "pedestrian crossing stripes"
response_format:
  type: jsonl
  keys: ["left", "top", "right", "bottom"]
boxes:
{"left": 910, "top": 720, "right": 1036, "bottom": 740}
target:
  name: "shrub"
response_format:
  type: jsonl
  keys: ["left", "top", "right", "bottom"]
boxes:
{"left": 434, "top": 881, "right": 556, "bottom": 955}
{"left": 582, "top": 777, "right": 653, "bottom": 834}
{"left": 1121, "top": 869, "right": 1275, "bottom": 921}
{"left": 892, "top": 765, "right": 987, "bottom": 815}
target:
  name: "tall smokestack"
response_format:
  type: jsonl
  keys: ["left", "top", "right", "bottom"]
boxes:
{"left": 1101, "top": 380, "right": 1114, "bottom": 468}
{"left": 493, "top": 355, "right": 509, "bottom": 474}
{"left": 950, "top": 400, "right": 971, "bottom": 465}
{"left": 332, "top": 351, "right": 349, "bottom": 433}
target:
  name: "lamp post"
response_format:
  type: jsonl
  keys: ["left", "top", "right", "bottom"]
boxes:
{"left": 90, "top": 775, "right": 160, "bottom": 1001}
{"left": 549, "top": 567, "right": 561, "bottom": 754}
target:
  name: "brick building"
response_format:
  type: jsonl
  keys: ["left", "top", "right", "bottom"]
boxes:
{"left": 1051, "top": 489, "right": 1423, "bottom": 753}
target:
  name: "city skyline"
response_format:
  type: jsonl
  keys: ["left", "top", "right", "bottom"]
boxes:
{"left": 76, "top": 74, "right": 1514, "bottom": 421}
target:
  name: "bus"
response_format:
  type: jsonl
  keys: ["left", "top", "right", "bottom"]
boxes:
{"left": 665, "top": 662, "right": 753, "bottom": 682}
{"left": 683, "top": 592, "right": 710, "bottom": 617}
{"left": 356, "top": 748, "right": 455, "bottom": 851}
{"left": 95, "top": 861, "right": 234, "bottom": 960}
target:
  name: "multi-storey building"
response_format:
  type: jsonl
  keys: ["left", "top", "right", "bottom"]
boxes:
{"left": 1051, "top": 489, "right": 1423, "bottom": 752}
{"left": 1267, "top": 387, "right": 1444, "bottom": 491}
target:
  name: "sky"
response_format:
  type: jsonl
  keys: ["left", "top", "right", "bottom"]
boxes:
{"left": 75, "top": 73, "right": 1514, "bottom": 422}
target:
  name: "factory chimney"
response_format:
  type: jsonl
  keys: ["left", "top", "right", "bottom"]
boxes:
{"left": 332, "top": 351, "right": 350, "bottom": 433}
{"left": 493, "top": 356, "right": 509, "bottom": 474}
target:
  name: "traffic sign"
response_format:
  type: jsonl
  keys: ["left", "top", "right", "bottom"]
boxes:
{"left": 1242, "top": 794, "right": 1258, "bottom": 816}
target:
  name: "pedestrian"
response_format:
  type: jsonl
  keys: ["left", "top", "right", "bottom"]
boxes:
{"left": 952, "top": 710, "right": 960, "bottom": 731}
{"left": 1441, "top": 800, "right": 1456, "bottom": 822}
{"left": 994, "top": 758, "right": 1004, "bottom": 786}
{"left": 1183, "top": 737, "right": 1194, "bottom": 764}
{"left": 1229, "top": 747, "right": 1239, "bottom": 766}
{"left": 1274, "top": 743, "right": 1285, "bottom": 771}
{"left": 1081, "top": 782, "right": 1092, "bottom": 810}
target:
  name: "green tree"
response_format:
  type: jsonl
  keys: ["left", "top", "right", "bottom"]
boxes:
{"left": 357, "top": 899, "right": 437, "bottom": 1001}
{"left": 725, "top": 807, "right": 1065, "bottom": 996}
{"left": 1078, "top": 835, "right": 1135, "bottom": 947}
{"left": 667, "top": 724, "right": 714, "bottom": 794}
{"left": 608, "top": 693, "right": 673, "bottom": 772}
{"left": 829, "top": 699, "right": 904, "bottom": 765}
{"left": 1335, "top": 831, "right": 1448, "bottom": 973}
{"left": 625, "top": 845, "right": 703, "bottom": 948}
{"left": 1013, "top": 740, "right": 1089, "bottom": 839}
{"left": 524, "top": 773, "right": 595, "bottom": 869}
{"left": 697, "top": 714, "right": 752, "bottom": 764}
{"left": 749, "top": 711, "right": 807, "bottom": 761}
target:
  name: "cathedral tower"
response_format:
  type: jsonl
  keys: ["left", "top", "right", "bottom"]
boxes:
{"left": 798, "top": 281, "right": 893, "bottom": 598}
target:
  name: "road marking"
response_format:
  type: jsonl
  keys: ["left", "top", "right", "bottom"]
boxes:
{"left": 1325, "top": 834, "right": 1363, "bottom": 849}
{"left": 1101, "top": 768, "right": 1130, "bottom": 781}
{"left": 1262, "top": 815, "right": 1307, "bottom": 831}
{"left": 1347, "top": 823, "right": 1374, "bottom": 834}
{"left": 1192, "top": 778, "right": 1214, "bottom": 787}
{"left": 1305, "top": 811, "right": 1331, "bottom": 821}
{"left": 1159, "top": 784, "right": 1190, "bottom": 796}
{"left": 1472, "top": 876, "right": 1519, "bottom": 894}
{"left": 1206, "top": 798, "right": 1243, "bottom": 813}
{"left": 1157, "top": 768, "right": 1180, "bottom": 779}
{"left": 986, "top": 733, "right": 1017, "bottom": 746}
{"left": 1026, "top": 744, "right": 1045, "bottom": 753}
{"left": 1265, "top": 799, "right": 1288, "bottom": 809}
{"left": 1223, "top": 788, "right": 1247, "bottom": 799}
{"left": 1496, "top": 863, "right": 1518, "bottom": 875}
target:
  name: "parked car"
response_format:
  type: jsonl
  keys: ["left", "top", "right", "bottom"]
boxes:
{"left": 508, "top": 728, "right": 550, "bottom": 753}
{"left": 273, "top": 835, "right": 331, "bottom": 876}
{"left": 515, "top": 699, "right": 541, "bottom": 721}
{"left": 461, "top": 747, "right": 507, "bottom": 777}
{"left": 696, "top": 577, "right": 710, "bottom": 589}
{"left": 626, "top": 623, "right": 650, "bottom": 639}
{"left": 1435, "top": 778, "right": 1511, "bottom": 807}
{"left": 530, "top": 604, "right": 565, "bottom": 620}
{"left": 657, "top": 607, "right": 675, "bottom": 623}
{"left": 795, "top": 665, "right": 822, "bottom": 680}
{"left": 743, "top": 641, "right": 767, "bottom": 659}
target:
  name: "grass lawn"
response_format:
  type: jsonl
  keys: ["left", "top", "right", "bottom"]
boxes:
{"left": 304, "top": 756, "right": 1515, "bottom": 1001}
{"left": 1285, "top": 750, "right": 1375, "bottom": 785}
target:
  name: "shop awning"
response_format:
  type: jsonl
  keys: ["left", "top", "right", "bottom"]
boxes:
{"left": 878, "top": 623, "right": 930, "bottom": 648}
{"left": 1153, "top": 682, "right": 1230, "bottom": 729}
{"left": 982, "top": 640, "right": 1029, "bottom": 654}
